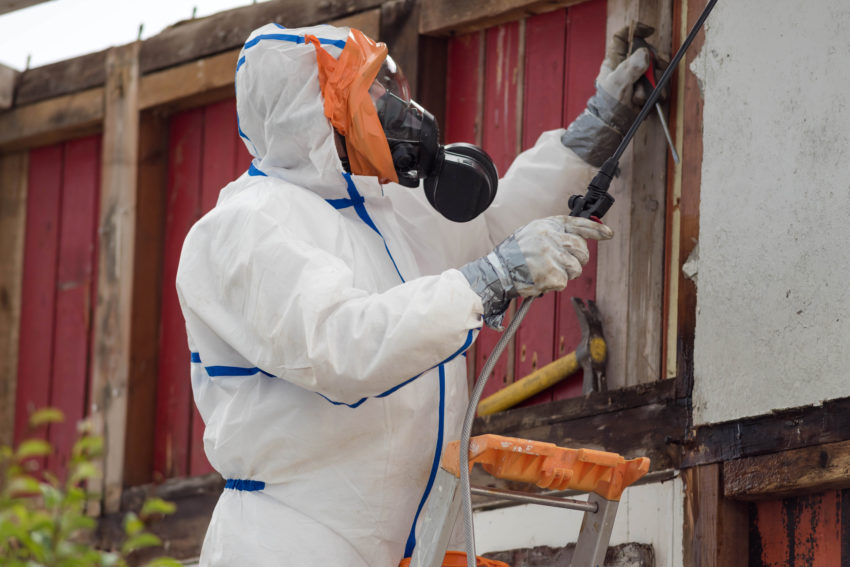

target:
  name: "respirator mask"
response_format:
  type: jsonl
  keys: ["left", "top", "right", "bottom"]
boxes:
{"left": 369, "top": 57, "right": 499, "bottom": 223}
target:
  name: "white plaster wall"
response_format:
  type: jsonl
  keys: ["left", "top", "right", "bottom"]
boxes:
{"left": 474, "top": 476, "right": 683, "bottom": 567}
{"left": 692, "top": 0, "right": 850, "bottom": 425}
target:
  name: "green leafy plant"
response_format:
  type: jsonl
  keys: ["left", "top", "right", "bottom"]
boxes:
{"left": 0, "top": 408, "right": 182, "bottom": 567}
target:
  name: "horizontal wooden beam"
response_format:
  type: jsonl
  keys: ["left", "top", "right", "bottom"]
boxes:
{"left": 0, "top": 0, "right": 49, "bottom": 15}
{"left": 724, "top": 439, "right": 850, "bottom": 501}
{"left": 419, "top": 0, "right": 585, "bottom": 36}
{"left": 683, "top": 395, "right": 850, "bottom": 468}
{"left": 474, "top": 380, "right": 687, "bottom": 473}
{"left": 474, "top": 376, "right": 679, "bottom": 435}
{"left": 0, "top": 87, "right": 103, "bottom": 151}
{"left": 15, "top": 0, "right": 385, "bottom": 106}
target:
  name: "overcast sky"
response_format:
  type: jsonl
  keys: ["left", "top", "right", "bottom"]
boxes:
{"left": 0, "top": 0, "right": 267, "bottom": 70}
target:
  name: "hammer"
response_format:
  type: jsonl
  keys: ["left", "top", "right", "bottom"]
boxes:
{"left": 476, "top": 298, "right": 607, "bottom": 417}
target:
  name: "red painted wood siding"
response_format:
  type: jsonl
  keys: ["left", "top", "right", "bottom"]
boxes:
{"left": 154, "top": 99, "right": 252, "bottom": 480}
{"left": 444, "top": 1, "right": 606, "bottom": 406}
{"left": 15, "top": 136, "right": 101, "bottom": 481}
{"left": 750, "top": 489, "right": 847, "bottom": 566}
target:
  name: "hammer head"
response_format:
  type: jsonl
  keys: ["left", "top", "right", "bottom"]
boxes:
{"left": 572, "top": 298, "right": 607, "bottom": 394}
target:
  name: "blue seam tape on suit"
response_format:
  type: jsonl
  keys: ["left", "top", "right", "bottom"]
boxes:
{"left": 403, "top": 363, "right": 446, "bottom": 557}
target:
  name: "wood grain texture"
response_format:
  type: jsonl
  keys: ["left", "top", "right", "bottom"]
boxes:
{"left": 682, "top": 464, "right": 749, "bottom": 567}
{"left": 0, "top": 87, "right": 103, "bottom": 151}
{"left": 123, "top": 110, "right": 168, "bottom": 488}
{"left": 684, "top": 396, "right": 850, "bottom": 469}
{"left": 90, "top": 43, "right": 140, "bottom": 514}
{"left": 596, "top": 0, "right": 672, "bottom": 388}
{"left": 725, "top": 440, "right": 850, "bottom": 501}
{"left": 0, "top": 151, "right": 28, "bottom": 447}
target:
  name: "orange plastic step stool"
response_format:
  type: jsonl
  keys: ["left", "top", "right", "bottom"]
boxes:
{"left": 409, "top": 434, "right": 650, "bottom": 567}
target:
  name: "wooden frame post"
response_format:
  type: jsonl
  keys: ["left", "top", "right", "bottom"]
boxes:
{"left": 596, "top": 0, "right": 673, "bottom": 388}
{"left": 90, "top": 42, "right": 140, "bottom": 514}
{"left": 0, "top": 151, "right": 28, "bottom": 447}
{"left": 682, "top": 464, "right": 749, "bottom": 567}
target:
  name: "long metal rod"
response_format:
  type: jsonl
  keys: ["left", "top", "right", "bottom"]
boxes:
{"left": 469, "top": 486, "right": 598, "bottom": 513}
{"left": 611, "top": 0, "right": 718, "bottom": 163}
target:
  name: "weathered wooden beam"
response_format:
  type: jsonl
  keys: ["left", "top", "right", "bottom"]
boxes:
{"left": 724, "top": 439, "right": 850, "bottom": 501}
{"left": 474, "top": 375, "right": 679, "bottom": 435}
{"left": 380, "top": 0, "right": 420, "bottom": 96}
{"left": 90, "top": 42, "right": 140, "bottom": 515}
{"left": 0, "top": 62, "right": 18, "bottom": 110}
{"left": 0, "top": 0, "right": 49, "bottom": 15}
{"left": 419, "top": 0, "right": 585, "bottom": 36}
{"left": 683, "top": 396, "right": 850, "bottom": 468}
{"left": 0, "top": 151, "right": 28, "bottom": 447}
{"left": 137, "top": 49, "right": 239, "bottom": 112}
{"left": 682, "top": 464, "right": 749, "bottom": 567}
{"left": 14, "top": 1, "right": 386, "bottom": 107}
{"left": 0, "top": 87, "right": 103, "bottom": 151}
{"left": 15, "top": 49, "right": 108, "bottom": 108}
{"left": 595, "top": 0, "right": 672, "bottom": 389}
{"left": 122, "top": 110, "right": 169, "bottom": 489}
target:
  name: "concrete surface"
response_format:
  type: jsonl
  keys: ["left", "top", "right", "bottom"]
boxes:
{"left": 692, "top": 0, "right": 850, "bottom": 425}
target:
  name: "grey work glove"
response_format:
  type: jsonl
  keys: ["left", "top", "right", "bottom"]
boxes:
{"left": 561, "top": 23, "right": 655, "bottom": 167}
{"left": 459, "top": 216, "right": 613, "bottom": 329}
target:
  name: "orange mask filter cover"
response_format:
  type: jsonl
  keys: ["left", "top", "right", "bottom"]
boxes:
{"left": 307, "top": 29, "right": 398, "bottom": 184}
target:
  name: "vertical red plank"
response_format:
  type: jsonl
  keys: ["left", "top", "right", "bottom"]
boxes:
{"left": 512, "top": 11, "right": 567, "bottom": 405}
{"left": 482, "top": 21, "right": 520, "bottom": 175}
{"left": 552, "top": 0, "right": 607, "bottom": 401}
{"left": 444, "top": 32, "right": 482, "bottom": 144}
{"left": 754, "top": 491, "right": 842, "bottom": 566}
{"left": 476, "top": 21, "right": 521, "bottom": 400}
{"left": 563, "top": 0, "right": 607, "bottom": 124}
{"left": 200, "top": 100, "right": 238, "bottom": 212}
{"left": 47, "top": 136, "right": 100, "bottom": 479}
{"left": 15, "top": 144, "right": 63, "bottom": 450}
{"left": 155, "top": 108, "right": 203, "bottom": 479}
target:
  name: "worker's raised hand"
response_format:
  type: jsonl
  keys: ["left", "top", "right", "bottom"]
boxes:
{"left": 598, "top": 24, "right": 653, "bottom": 111}
{"left": 458, "top": 216, "right": 612, "bottom": 329}
{"left": 560, "top": 23, "right": 657, "bottom": 166}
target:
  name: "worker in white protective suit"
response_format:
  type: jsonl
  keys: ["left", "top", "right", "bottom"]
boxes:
{"left": 176, "top": 21, "right": 654, "bottom": 567}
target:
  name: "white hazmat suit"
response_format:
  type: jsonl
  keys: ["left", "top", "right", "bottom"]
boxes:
{"left": 176, "top": 22, "right": 645, "bottom": 567}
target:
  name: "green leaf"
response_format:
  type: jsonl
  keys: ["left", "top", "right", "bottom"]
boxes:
{"left": 69, "top": 462, "right": 100, "bottom": 485}
{"left": 121, "top": 532, "right": 162, "bottom": 555}
{"left": 7, "top": 475, "right": 41, "bottom": 495}
{"left": 15, "top": 439, "right": 53, "bottom": 459}
{"left": 29, "top": 407, "right": 65, "bottom": 427}
{"left": 72, "top": 435, "right": 103, "bottom": 459}
{"left": 139, "top": 498, "right": 176, "bottom": 518}
{"left": 141, "top": 558, "right": 184, "bottom": 567}
{"left": 123, "top": 512, "right": 144, "bottom": 536}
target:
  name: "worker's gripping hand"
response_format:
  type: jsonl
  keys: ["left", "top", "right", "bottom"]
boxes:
{"left": 459, "top": 216, "right": 613, "bottom": 330}
{"left": 597, "top": 24, "right": 655, "bottom": 111}
{"left": 560, "top": 24, "right": 654, "bottom": 167}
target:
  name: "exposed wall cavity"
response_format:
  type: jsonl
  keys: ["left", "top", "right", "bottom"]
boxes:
{"left": 692, "top": 0, "right": 850, "bottom": 425}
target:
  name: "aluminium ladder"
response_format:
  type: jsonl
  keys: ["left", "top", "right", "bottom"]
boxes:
{"left": 409, "top": 434, "right": 650, "bottom": 567}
